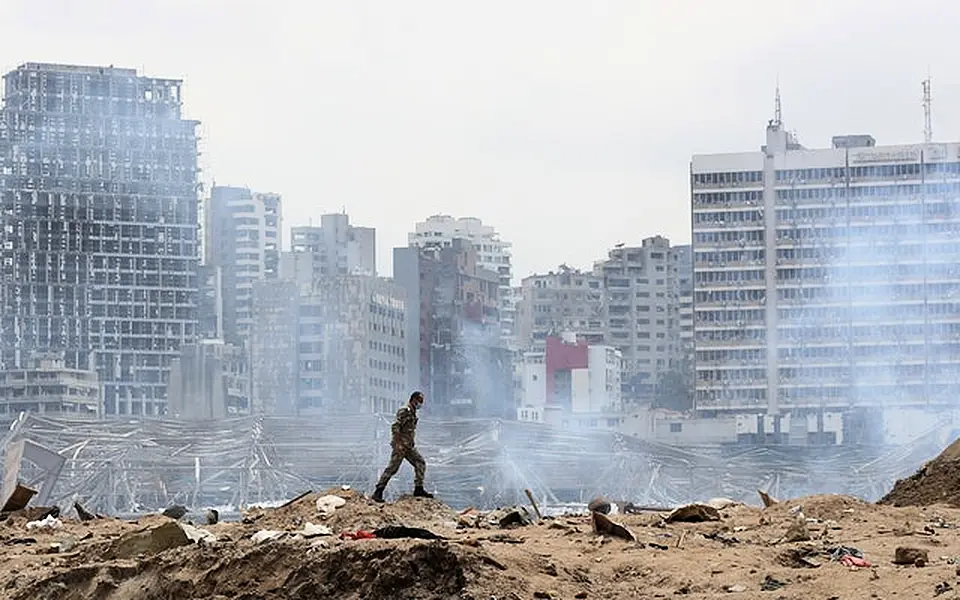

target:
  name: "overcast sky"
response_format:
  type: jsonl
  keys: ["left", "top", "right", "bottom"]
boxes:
{"left": 2, "top": 0, "right": 958, "bottom": 281}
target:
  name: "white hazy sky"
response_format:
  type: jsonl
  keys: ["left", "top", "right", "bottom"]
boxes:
{"left": 2, "top": 0, "right": 958, "bottom": 281}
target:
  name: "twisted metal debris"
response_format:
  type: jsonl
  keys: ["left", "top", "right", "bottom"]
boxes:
{"left": 0, "top": 412, "right": 948, "bottom": 514}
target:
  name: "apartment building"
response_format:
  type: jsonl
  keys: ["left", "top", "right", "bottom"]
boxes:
{"left": 291, "top": 213, "right": 376, "bottom": 278}
{"left": 594, "top": 237, "right": 684, "bottom": 401}
{"left": 673, "top": 245, "right": 695, "bottom": 360}
{"left": 691, "top": 119, "right": 960, "bottom": 420}
{"left": 204, "top": 186, "right": 282, "bottom": 344}
{"left": 518, "top": 333, "right": 623, "bottom": 430}
{"left": 515, "top": 265, "right": 605, "bottom": 349}
{"left": 297, "top": 276, "right": 408, "bottom": 414}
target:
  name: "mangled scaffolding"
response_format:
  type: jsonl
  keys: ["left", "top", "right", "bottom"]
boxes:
{"left": 0, "top": 411, "right": 948, "bottom": 514}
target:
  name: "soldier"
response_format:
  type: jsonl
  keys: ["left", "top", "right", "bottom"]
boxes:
{"left": 372, "top": 391, "right": 434, "bottom": 502}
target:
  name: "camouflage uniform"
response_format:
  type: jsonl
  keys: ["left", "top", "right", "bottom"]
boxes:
{"left": 375, "top": 404, "right": 426, "bottom": 488}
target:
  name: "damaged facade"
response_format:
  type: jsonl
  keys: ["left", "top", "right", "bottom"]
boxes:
{"left": 167, "top": 340, "right": 248, "bottom": 419}
{"left": 0, "top": 63, "right": 200, "bottom": 416}
{"left": 0, "top": 351, "right": 101, "bottom": 418}
{"left": 298, "top": 276, "right": 408, "bottom": 414}
{"left": 394, "top": 239, "right": 513, "bottom": 418}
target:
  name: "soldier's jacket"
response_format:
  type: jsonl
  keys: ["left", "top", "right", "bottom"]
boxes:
{"left": 391, "top": 405, "right": 418, "bottom": 448}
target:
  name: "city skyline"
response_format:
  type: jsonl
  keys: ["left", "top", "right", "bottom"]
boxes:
{"left": 4, "top": 0, "right": 959, "bottom": 282}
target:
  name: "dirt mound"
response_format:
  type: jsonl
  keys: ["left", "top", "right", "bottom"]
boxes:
{"left": 880, "top": 439, "right": 960, "bottom": 507}
{"left": 768, "top": 494, "right": 873, "bottom": 522}
{"left": 242, "top": 488, "right": 460, "bottom": 534}
{"left": 11, "top": 538, "right": 506, "bottom": 600}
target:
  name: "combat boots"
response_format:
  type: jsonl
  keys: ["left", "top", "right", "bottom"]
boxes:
{"left": 372, "top": 486, "right": 385, "bottom": 503}
{"left": 413, "top": 485, "right": 434, "bottom": 499}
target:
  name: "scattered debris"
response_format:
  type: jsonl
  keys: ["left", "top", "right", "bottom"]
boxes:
{"left": 180, "top": 523, "right": 217, "bottom": 544}
{"left": 280, "top": 490, "right": 313, "bottom": 508}
{"left": 73, "top": 502, "right": 97, "bottom": 522}
{"left": 664, "top": 504, "right": 721, "bottom": 524}
{"left": 491, "top": 506, "right": 532, "bottom": 529}
{"left": 781, "top": 519, "right": 811, "bottom": 543}
{"left": 205, "top": 509, "right": 219, "bottom": 525}
{"left": 301, "top": 522, "right": 333, "bottom": 538}
{"left": 339, "top": 530, "right": 376, "bottom": 540}
{"left": 109, "top": 521, "right": 192, "bottom": 558}
{"left": 894, "top": 546, "right": 929, "bottom": 566}
{"left": 591, "top": 511, "right": 635, "bottom": 542}
{"left": 936, "top": 581, "right": 953, "bottom": 596}
{"left": 524, "top": 489, "right": 543, "bottom": 520}
{"left": 760, "top": 575, "right": 786, "bottom": 591}
{"left": 250, "top": 530, "right": 286, "bottom": 544}
{"left": 703, "top": 530, "right": 740, "bottom": 546}
{"left": 777, "top": 547, "right": 822, "bottom": 568}
{"left": 161, "top": 505, "right": 188, "bottom": 520}
{"left": 706, "top": 497, "right": 740, "bottom": 510}
{"left": 588, "top": 496, "right": 612, "bottom": 515}
{"left": 725, "top": 584, "right": 747, "bottom": 593}
{"left": 25, "top": 515, "right": 62, "bottom": 531}
{"left": 373, "top": 525, "right": 444, "bottom": 540}
{"left": 316, "top": 494, "right": 347, "bottom": 517}
{"left": 758, "top": 490, "right": 778, "bottom": 508}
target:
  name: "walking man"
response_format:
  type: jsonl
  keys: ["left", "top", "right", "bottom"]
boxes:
{"left": 372, "top": 391, "right": 434, "bottom": 502}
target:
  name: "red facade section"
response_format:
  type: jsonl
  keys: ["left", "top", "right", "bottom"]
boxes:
{"left": 544, "top": 336, "right": 588, "bottom": 406}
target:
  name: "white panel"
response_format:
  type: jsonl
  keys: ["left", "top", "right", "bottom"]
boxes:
{"left": 570, "top": 368, "right": 590, "bottom": 413}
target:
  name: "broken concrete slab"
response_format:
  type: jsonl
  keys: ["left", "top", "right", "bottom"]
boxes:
{"left": 316, "top": 495, "right": 346, "bottom": 517}
{"left": 251, "top": 530, "right": 286, "bottom": 544}
{"left": 758, "top": 490, "right": 778, "bottom": 508}
{"left": 489, "top": 506, "right": 532, "bottom": 528}
{"left": 301, "top": 522, "right": 333, "bottom": 538}
{"left": 0, "top": 484, "right": 37, "bottom": 513}
{"left": 109, "top": 521, "right": 192, "bottom": 559}
{"left": 664, "top": 504, "right": 722, "bottom": 524}
{"left": 179, "top": 523, "right": 217, "bottom": 544}
{"left": 2, "top": 439, "right": 65, "bottom": 509}
{"left": 591, "top": 511, "right": 635, "bottom": 542}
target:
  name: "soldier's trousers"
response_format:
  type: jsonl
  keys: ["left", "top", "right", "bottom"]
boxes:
{"left": 376, "top": 445, "right": 426, "bottom": 488}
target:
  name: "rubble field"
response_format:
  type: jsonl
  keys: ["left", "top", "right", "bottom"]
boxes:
{"left": 5, "top": 484, "right": 960, "bottom": 600}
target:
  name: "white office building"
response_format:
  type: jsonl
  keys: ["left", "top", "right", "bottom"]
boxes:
{"left": 691, "top": 118, "right": 960, "bottom": 421}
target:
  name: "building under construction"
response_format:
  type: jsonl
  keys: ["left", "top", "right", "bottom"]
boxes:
{"left": 0, "top": 63, "right": 200, "bottom": 416}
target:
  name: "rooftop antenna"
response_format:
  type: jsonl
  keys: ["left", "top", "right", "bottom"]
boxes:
{"left": 773, "top": 76, "right": 782, "bottom": 128}
{"left": 922, "top": 75, "right": 933, "bottom": 143}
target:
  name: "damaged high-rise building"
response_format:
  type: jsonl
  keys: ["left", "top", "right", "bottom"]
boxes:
{"left": 0, "top": 63, "right": 200, "bottom": 416}
{"left": 394, "top": 239, "right": 513, "bottom": 418}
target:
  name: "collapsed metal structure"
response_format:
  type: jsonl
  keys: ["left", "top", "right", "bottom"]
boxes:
{"left": 0, "top": 412, "right": 948, "bottom": 514}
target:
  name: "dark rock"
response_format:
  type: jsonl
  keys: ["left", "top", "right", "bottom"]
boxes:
{"left": 162, "top": 505, "right": 188, "bottom": 520}
{"left": 109, "top": 521, "right": 191, "bottom": 559}
{"left": 591, "top": 511, "right": 635, "bottom": 542}
{"left": 587, "top": 497, "right": 611, "bottom": 514}
{"left": 664, "top": 504, "right": 721, "bottom": 524}
{"left": 894, "top": 546, "right": 929, "bottom": 566}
